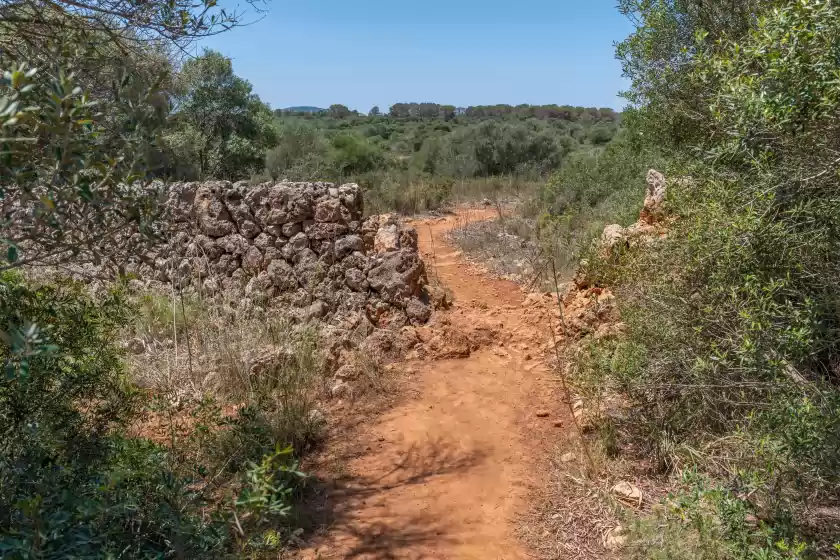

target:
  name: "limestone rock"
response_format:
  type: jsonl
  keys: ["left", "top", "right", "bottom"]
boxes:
{"left": 253, "top": 232, "right": 275, "bottom": 250}
{"left": 167, "top": 182, "right": 198, "bottom": 222}
{"left": 330, "top": 380, "right": 350, "bottom": 398}
{"left": 399, "top": 226, "right": 419, "bottom": 251}
{"left": 242, "top": 246, "right": 263, "bottom": 272}
{"left": 216, "top": 233, "right": 249, "bottom": 256}
{"left": 245, "top": 271, "right": 275, "bottom": 299}
{"left": 212, "top": 254, "right": 240, "bottom": 276}
{"left": 405, "top": 296, "right": 432, "bottom": 324}
{"left": 367, "top": 249, "right": 427, "bottom": 305}
{"left": 314, "top": 198, "right": 348, "bottom": 223}
{"left": 601, "top": 224, "right": 626, "bottom": 252}
{"left": 374, "top": 224, "right": 400, "bottom": 253}
{"left": 306, "top": 222, "right": 348, "bottom": 240}
{"left": 281, "top": 222, "right": 302, "bottom": 238}
{"left": 189, "top": 234, "right": 223, "bottom": 260}
{"left": 306, "top": 300, "right": 329, "bottom": 320}
{"left": 345, "top": 267, "right": 369, "bottom": 291}
{"left": 640, "top": 169, "right": 667, "bottom": 224}
{"left": 223, "top": 189, "right": 261, "bottom": 238}
{"left": 267, "top": 259, "right": 299, "bottom": 292}
{"left": 334, "top": 234, "right": 364, "bottom": 259}
{"left": 611, "top": 481, "right": 643, "bottom": 507}
{"left": 194, "top": 184, "right": 236, "bottom": 237}
{"left": 293, "top": 249, "right": 322, "bottom": 287}
{"left": 262, "top": 247, "right": 281, "bottom": 268}
{"left": 603, "top": 526, "right": 628, "bottom": 550}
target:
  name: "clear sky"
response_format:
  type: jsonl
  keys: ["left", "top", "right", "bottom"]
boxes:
{"left": 200, "top": 0, "right": 634, "bottom": 113}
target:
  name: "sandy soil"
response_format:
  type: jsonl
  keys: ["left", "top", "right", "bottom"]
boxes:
{"left": 301, "top": 208, "right": 570, "bottom": 559}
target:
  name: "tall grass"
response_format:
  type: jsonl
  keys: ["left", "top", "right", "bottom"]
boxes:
{"left": 130, "top": 288, "right": 328, "bottom": 450}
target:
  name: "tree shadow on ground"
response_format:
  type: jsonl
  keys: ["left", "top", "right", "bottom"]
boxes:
{"left": 298, "top": 434, "right": 489, "bottom": 559}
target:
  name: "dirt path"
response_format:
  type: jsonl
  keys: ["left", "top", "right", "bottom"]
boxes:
{"left": 302, "top": 209, "right": 569, "bottom": 559}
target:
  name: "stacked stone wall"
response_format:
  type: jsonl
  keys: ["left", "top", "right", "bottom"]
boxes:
{"left": 128, "top": 181, "right": 431, "bottom": 328}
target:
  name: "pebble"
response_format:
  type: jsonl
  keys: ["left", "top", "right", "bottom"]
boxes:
{"left": 535, "top": 410, "right": 550, "bottom": 418}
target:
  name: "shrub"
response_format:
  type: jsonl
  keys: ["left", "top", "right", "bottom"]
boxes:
{"left": 627, "top": 472, "right": 808, "bottom": 560}
{"left": 0, "top": 273, "right": 318, "bottom": 557}
{"left": 536, "top": 139, "right": 654, "bottom": 275}
{"left": 265, "top": 121, "right": 332, "bottom": 181}
{"left": 570, "top": 0, "right": 840, "bottom": 555}
{"left": 0, "top": 273, "right": 229, "bottom": 557}
{"left": 331, "top": 133, "right": 384, "bottom": 175}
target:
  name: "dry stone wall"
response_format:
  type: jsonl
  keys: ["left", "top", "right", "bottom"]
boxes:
{"left": 127, "top": 181, "right": 432, "bottom": 329}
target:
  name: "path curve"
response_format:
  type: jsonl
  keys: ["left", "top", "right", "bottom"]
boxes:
{"left": 303, "top": 208, "right": 568, "bottom": 559}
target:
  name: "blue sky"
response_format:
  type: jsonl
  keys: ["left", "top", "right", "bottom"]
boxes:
{"left": 200, "top": 0, "right": 634, "bottom": 113}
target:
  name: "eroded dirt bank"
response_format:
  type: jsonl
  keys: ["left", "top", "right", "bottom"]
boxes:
{"left": 301, "top": 208, "right": 571, "bottom": 559}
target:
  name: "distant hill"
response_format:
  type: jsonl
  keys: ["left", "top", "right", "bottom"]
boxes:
{"left": 283, "top": 106, "right": 325, "bottom": 113}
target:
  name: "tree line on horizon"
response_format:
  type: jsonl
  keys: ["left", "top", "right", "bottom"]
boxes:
{"left": 278, "top": 102, "right": 620, "bottom": 123}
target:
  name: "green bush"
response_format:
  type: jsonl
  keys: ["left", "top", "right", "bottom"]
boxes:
{"left": 627, "top": 472, "right": 807, "bottom": 560}
{"left": 264, "top": 108, "right": 623, "bottom": 214}
{"left": 536, "top": 139, "right": 654, "bottom": 275}
{"left": 0, "top": 273, "right": 229, "bottom": 557}
{"left": 265, "top": 121, "right": 332, "bottom": 181}
{"left": 330, "top": 133, "right": 384, "bottom": 175}
{"left": 0, "top": 273, "right": 316, "bottom": 557}
{"left": 567, "top": 0, "right": 840, "bottom": 555}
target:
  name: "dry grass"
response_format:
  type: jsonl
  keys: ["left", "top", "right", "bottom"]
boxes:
{"left": 450, "top": 176, "right": 545, "bottom": 206}
{"left": 125, "top": 280, "right": 332, "bottom": 452}
{"left": 520, "top": 450, "right": 620, "bottom": 560}
{"left": 129, "top": 289, "right": 323, "bottom": 401}
{"left": 447, "top": 210, "right": 546, "bottom": 286}
{"left": 520, "top": 428, "right": 675, "bottom": 560}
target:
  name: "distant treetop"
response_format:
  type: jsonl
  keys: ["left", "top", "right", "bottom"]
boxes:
{"left": 274, "top": 103, "right": 619, "bottom": 123}
{"left": 387, "top": 103, "right": 619, "bottom": 122}
{"left": 281, "top": 106, "right": 326, "bottom": 114}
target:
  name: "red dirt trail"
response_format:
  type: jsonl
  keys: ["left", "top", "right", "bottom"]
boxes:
{"left": 301, "top": 208, "right": 569, "bottom": 559}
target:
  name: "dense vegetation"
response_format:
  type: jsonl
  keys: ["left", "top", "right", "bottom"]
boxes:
{"left": 0, "top": 0, "right": 320, "bottom": 556}
{"left": 265, "top": 102, "right": 621, "bottom": 213}
{"left": 564, "top": 0, "right": 840, "bottom": 557}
